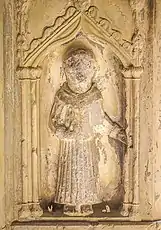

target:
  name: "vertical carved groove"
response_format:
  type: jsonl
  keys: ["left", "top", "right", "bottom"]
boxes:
{"left": 27, "top": 81, "right": 32, "bottom": 204}
{"left": 64, "top": 140, "right": 71, "bottom": 203}
{"left": 18, "top": 68, "right": 42, "bottom": 219}
{"left": 121, "top": 78, "right": 133, "bottom": 216}
{"left": 21, "top": 80, "right": 29, "bottom": 203}
{"left": 31, "top": 80, "right": 37, "bottom": 203}
{"left": 31, "top": 76, "right": 42, "bottom": 217}
{"left": 55, "top": 140, "right": 64, "bottom": 202}
{"left": 36, "top": 79, "right": 41, "bottom": 203}
{"left": 133, "top": 80, "right": 140, "bottom": 206}
{"left": 19, "top": 79, "right": 31, "bottom": 218}
{"left": 66, "top": 140, "right": 72, "bottom": 203}
{"left": 62, "top": 140, "right": 68, "bottom": 202}
{"left": 31, "top": 79, "right": 43, "bottom": 217}
{"left": 31, "top": 80, "right": 38, "bottom": 204}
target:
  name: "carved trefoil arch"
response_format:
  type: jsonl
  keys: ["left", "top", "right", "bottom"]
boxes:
{"left": 17, "top": 5, "right": 133, "bottom": 67}
{"left": 13, "top": 1, "right": 143, "bottom": 222}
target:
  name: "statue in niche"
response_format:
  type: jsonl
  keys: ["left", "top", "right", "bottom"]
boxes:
{"left": 49, "top": 48, "right": 127, "bottom": 216}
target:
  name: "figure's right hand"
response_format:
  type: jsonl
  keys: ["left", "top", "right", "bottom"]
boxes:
{"left": 51, "top": 103, "right": 77, "bottom": 137}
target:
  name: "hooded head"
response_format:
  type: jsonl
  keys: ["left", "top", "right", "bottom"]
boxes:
{"left": 63, "top": 48, "right": 97, "bottom": 94}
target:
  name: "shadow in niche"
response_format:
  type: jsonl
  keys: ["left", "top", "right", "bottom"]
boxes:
{"left": 41, "top": 201, "right": 123, "bottom": 218}
{"left": 91, "top": 202, "right": 123, "bottom": 217}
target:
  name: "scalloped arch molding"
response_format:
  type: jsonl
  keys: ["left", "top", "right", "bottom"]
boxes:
{"left": 22, "top": 6, "right": 133, "bottom": 67}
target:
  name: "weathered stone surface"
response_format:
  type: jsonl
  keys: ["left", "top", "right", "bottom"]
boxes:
{"left": 11, "top": 221, "right": 160, "bottom": 230}
{"left": 0, "top": 0, "right": 4, "bottom": 229}
{"left": 1, "top": 0, "right": 161, "bottom": 229}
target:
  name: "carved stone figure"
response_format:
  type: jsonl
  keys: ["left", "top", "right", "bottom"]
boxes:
{"left": 49, "top": 48, "right": 127, "bottom": 216}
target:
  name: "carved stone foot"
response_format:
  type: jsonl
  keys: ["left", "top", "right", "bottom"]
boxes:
{"left": 80, "top": 204, "right": 93, "bottom": 216}
{"left": 31, "top": 203, "right": 43, "bottom": 218}
{"left": 64, "top": 204, "right": 93, "bottom": 216}
{"left": 18, "top": 204, "right": 31, "bottom": 219}
{"left": 64, "top": 204, "right": 76, "bottom": 216}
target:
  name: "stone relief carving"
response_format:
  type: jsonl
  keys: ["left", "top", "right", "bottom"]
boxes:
{"left": 15, "top": 0, "right": 31, "bottom": 65}
{"left": 24, "top": 6, "right": 78, "bottom": 53}
{"left": 85, "top": 6, "right": 132, "bottom": 53}
{"left": 17, "top": 66, "right": 43, "bottom": 219}
{"left": 48, "top": 48, "right": 127, "bottom": 216}
{"left": 18, "top": 4, "right": 133, "bottom": 67}
{"left": 23, "top": 6, "right": 80, "bottom": 65}
{"left": 14, "top": 0, "right": 144, "bottom": 67}
{"left": 12, "top": 0, "right": 144, "bottom": 222}
{"left": 3, "top": 0, "right": 161, "bottom": 228}
{"left": 129, "top": 0, "right": 147, "bottom": 67}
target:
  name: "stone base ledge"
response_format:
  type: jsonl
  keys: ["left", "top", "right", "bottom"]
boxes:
{"left": 11, "top": 221, "right": 161, "bottom": 230}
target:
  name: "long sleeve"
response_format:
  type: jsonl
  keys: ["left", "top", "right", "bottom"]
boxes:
{"left": 49, "top": 94, "right": 77, "bottom": 140}
{"left": 104, "top": 112, "right": 127, "bottom": 145}
{"left": 49, "top": 96, "right": 67, "bottom": 138}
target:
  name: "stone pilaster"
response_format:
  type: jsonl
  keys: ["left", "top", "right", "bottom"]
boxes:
{"left": 18, "top": 67, "right": 43, "bottom": 219}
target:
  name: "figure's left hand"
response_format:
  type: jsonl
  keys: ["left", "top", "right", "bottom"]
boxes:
{"left": 116, "top": 129, "right": 127, "bottom": 145}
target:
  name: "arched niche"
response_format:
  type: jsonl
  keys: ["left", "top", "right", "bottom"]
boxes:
{"left": 37, "top": 35, "right": 126, "bottom": 204}
{"left": 21, "top": 6, "right": 133, "bottom": 68}
{"left": 17, "top": 4, "right": 142, "bottom": 220}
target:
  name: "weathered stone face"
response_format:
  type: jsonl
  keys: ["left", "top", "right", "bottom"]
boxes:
{"left": 63, "top": 49, "right": 96, "bottom": 94}
{"left": 1, "top": 0, "right": 161, "bottom": 229}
